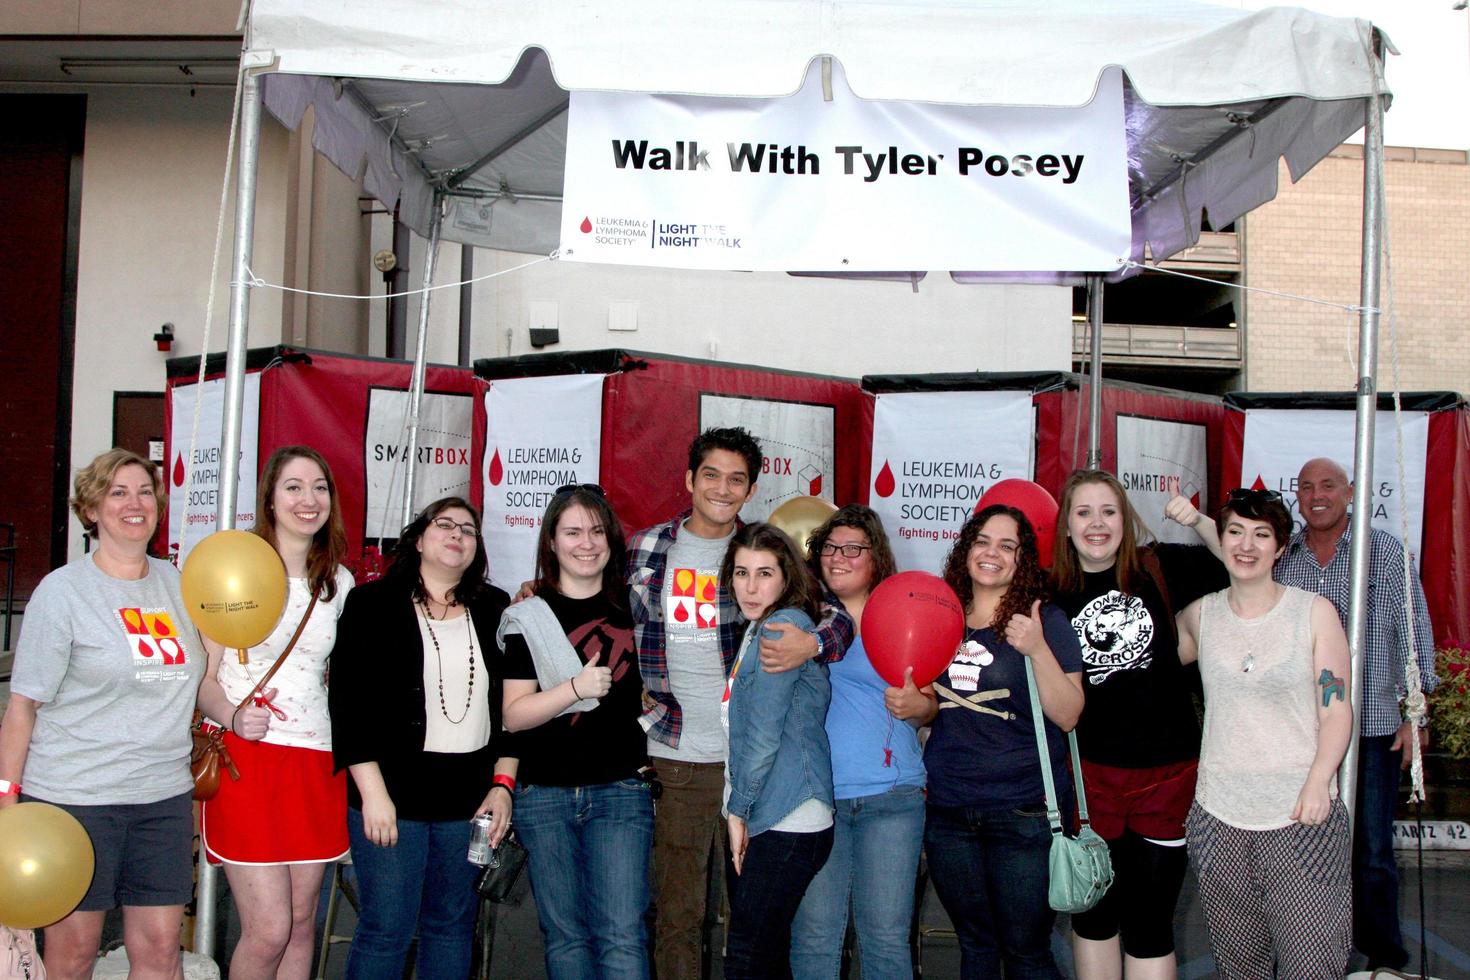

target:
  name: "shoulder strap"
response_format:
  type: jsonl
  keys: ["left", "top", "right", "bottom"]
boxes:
{"left": 234, "top": 592, "right": 319, "bottom": 712}
{"left": 1022, "top": 657, "right": 1091, "bottom": 837}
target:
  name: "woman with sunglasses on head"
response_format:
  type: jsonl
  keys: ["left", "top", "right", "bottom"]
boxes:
{"left": 1049, "top": 470, "right": 1226, "bottom": 980}
{"left": 1176, "top": 488, "right": 1352, "bottom": 978}
{"left": 195, "top": 447, "right": 354, "bottom": 980}
{"left": 721, "top": 523, "right": 834, "bottom": 980}
{"left": 925, "top": 504, "right": 1084, "bottom": 980}
{"left": 328, "top": 497, "right": 515, "bottom": 980}
{"left": 497, "top": 484, "right": 651, "bottom": 980}
{"left": 789, "top": 505, "right": 928, "bottom": 980}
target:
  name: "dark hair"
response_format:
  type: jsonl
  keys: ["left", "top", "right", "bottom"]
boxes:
{"left": 254, "top": 446, "right": 349, "bottom": 601}
{"left": 805, "top": 504, "right": 898, "bottom": 593}
{"left": 534, "top": 486, "right": 628, "bottom": 606}
{"left": 1051, "top": 469, "right": 1150, "bottom": 596}
{"left": 720, "top": 522, "right": 823, "bottom": 623}
{"left": 942, "top": 504, "right": 1049, "bottom": 630}
{"left": 386, "top": 496, "right": 489, "bottom": 604}
{"left": 687, "top": 427, "right": 763, "bottom": 484}
{"left": 1219, "top": 491, "right": 1294, "bottom": 551}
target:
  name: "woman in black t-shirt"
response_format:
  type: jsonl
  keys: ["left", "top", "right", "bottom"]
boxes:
{"left": 1049, "top": 469, "right": 1224, "bottom": 980}
{"left": 499, "top": 484, "right": 652, "bottom": 980}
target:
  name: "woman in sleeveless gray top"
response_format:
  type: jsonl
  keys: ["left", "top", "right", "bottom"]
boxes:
{"left": 1175, "top": 489, "right": 1354, "bottom": 978}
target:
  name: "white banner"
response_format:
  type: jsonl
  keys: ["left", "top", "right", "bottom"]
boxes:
{"left": 560, "top": 65, "right": 1130, "bottom": 272}
{"left": 1115, "top": 415, "right": 1209, "bottom": 544}
{"left": 698, "top": 394, "right": 835, "bottom": 521}
{"left": 869, "top": 391, "right": 1034, "bottom": 574}
{"left": 1239, "top": 409, "right": 1429, "bottom": 551}
{"left": 482, "top": 375, "right": 605, "bottom": 591}
{"left": 167, "top": 374, "right": 261, "bottom": 563}
{"left": 363, "top": 388, "right": 475, "bottom": 542}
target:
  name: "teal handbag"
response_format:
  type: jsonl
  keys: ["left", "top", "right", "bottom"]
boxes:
{"left": 1023, "top": 657, "right": 1115, "bottom": 914}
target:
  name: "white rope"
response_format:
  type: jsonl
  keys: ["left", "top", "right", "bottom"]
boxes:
{"left": 238, "top": 250, "right": 559, "bottom": 301}
{"left": 1117, "top": 259, "right": 1378, "bottom": 315}
{"left": 178, "top": 55, "right": 247, "bottom": 559}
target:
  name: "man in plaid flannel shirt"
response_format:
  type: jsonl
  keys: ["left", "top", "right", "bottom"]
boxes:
{"left": 629, "top": 427, "right": 853, "bottom": 980}
{"left": 1274, "top": 458, "right": 1438, "bottom": 972}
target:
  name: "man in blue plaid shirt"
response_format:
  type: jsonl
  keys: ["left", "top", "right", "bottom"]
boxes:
{"left": 1274, "top": 458, "right": 1438, "bottom": 972}
{"left": 629, "top": 426, "right": 853, "bottom": 980}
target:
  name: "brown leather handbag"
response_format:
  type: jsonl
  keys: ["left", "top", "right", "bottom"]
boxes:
{"left": 191, "top": 594, "right": 319, "bottom": 801}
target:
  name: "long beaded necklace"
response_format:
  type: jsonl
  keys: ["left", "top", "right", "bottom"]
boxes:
{"left": 420, "top": 596, "right": 475, "bottom": 724}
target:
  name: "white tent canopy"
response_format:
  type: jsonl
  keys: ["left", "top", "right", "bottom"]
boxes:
{"left": 248, "top": 0, "right": 1387, "bottom": 272}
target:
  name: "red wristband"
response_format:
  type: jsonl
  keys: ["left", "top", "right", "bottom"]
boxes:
{"left": 0, "top": 780, "right": 21, "bottom": 797}
{"left": 492, "top": 774, "right": 516, "bottom": 793}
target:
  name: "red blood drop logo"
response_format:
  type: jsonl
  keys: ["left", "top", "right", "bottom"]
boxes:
{"left": 136, "top": 638, "right": 154, "bottom": 658}
{"left": 700, "top": 578, "right": 716, "bottom": 602}
{"left": 488, "top": 448, "right": 504, "bottom": 486}
{"left": 172, "top": 453, "right": 185, "bottom": 488}
{"left": 874, "top": 460, "right": 896, "bottom": 499}
{"left": 674, "top": 602, "right": 690, "bottom": 623}
{"left": 1250, "top": 474, "right": 1267, "bottom": 491}
{"left": 580, "top": 217, "right": 592, "bottom": 234}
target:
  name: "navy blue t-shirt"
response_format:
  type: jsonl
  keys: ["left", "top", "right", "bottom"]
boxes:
{"left": 924, "top": 602, "right": 1085, "bottom": 810}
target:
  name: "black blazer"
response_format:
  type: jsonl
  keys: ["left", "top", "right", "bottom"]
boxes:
{"left": 329, "top": 574, "right": 511, "bottom": 815}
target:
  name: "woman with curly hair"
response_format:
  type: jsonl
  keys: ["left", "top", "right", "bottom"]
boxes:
{"left": 924, "top": 504, "right": 1085, "bottom": 979}
{"left": 790, "top": 505, "right": 927, "bottom": 980}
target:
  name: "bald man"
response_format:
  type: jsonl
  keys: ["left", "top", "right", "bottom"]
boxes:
{"left": 1273, "top": 457, "right": 1437, "bottom": 971}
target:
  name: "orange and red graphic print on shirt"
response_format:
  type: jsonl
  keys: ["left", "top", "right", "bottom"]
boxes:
{"left": 666, "top": 568, "right": 719, "bottom": 631}
{"left": 119, "top": 606, "right": 190, "bottom": 677}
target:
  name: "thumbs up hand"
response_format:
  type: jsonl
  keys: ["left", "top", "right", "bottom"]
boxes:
{"left": 1004, "top": 599, "right": 1047, "bottom": 658}
{"left": 574, "top": 652, "right": 612, "bottom": 699}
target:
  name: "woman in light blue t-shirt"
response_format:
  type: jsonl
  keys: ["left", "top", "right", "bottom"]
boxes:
{"left": 791, "top": 505, "right": 929, "bottom": 980}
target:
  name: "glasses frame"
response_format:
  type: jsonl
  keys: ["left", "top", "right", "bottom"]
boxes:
{"left": 430, "top": 516, "right": 480, "bottom": 537}
{"left": 819, "top": 542, "right": 873, "bottom": 559}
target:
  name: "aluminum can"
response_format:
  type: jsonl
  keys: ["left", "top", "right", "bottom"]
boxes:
{"left": 468, "top": 813, "right": 494, "bottom": 866}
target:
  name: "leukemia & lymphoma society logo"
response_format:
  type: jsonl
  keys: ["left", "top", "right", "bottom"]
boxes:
{"left": 578, "top": 215, "right": 742, "bottom": 253}
{"left": 872, "top": 457, "right": 1003, "bottom": 542}
{"left": 121, "top": 607, "right": 189, "bottom": 681}
{"left": 486, "top": 444, "right": 585, "bottom": 529}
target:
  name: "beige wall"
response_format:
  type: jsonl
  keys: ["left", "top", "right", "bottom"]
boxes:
{"left": 1243, "top": 148, "right": 1470, "bottom": 395}
{"left": 0, "top": 0, "right": 240, "bottom": 35}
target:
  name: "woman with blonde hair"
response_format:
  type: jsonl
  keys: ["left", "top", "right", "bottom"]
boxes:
{"left": 0, "top": 448, "right": 203, "bottom": 980}
{"left": 195, "top": 446, "right": 355, "bottom": 979}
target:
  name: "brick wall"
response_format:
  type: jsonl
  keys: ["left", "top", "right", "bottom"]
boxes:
{"left": 1243, "top": 146, "right": 1470, "bottom": 396}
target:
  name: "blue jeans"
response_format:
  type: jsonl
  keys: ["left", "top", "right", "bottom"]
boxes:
{"left": 924, "top": 802, "right": 1061, "bottom": 980}
{"left": 1355, "top": 734, "right": 1408, "bottom": 969}
{"left": 344, "top": 807, "right": 479, "bottom": 980}
{"left": 790, "top": 785, "right": 925, "bottom": 979}
{"left": 726, "top": 826, "right": 834, "bottom": 980}
{"left": 514, "top": 780, "right": 654, "bottom": 980}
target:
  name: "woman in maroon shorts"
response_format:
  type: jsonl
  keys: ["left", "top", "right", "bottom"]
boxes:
{"left": 195, "top": 446, "right": 354, "bottom": 980}
{"left": 1049, "top": 470, "right": 1225, "bottom": 980}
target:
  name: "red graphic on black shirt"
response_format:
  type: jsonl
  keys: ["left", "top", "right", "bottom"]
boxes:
{"left": 565, "top": 617, "right": 636, "bottom": 725}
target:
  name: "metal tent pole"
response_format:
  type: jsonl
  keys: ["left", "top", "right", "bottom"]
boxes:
{"left": 400, "top": 198, "right": 445, "bottom": 530}
{"left": 1086, "top": 274, "right": 1104, "bottom": 469}
{"left": 196, "top": 67, "right": 263, "bottom": 959}
{"left": 1340, "top": 78, "right": 1386, "bottom": 827}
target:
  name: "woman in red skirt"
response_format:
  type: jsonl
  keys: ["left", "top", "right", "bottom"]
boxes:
{"left": 196, "top": 446, "right": 353, "bottom": 980}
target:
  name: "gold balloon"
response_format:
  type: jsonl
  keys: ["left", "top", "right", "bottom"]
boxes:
{"left": 181, "top": 529, "right": 288, "bottom": 649}
{"left": 0, "top": 802, "right": 95, "bottom": 929}
{"left": 767, "top": 496, "right": 838, "bottom": 557}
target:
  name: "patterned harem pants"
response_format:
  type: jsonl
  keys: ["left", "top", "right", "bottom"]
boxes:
{"left": 1185, "top": 800, "right": 1351, "bottom": 979}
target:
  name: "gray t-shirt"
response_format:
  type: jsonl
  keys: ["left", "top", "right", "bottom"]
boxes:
{"left": 11, "top": 553, "right": 203, "bottom": 805}
{"left": 649, "top": 524, "right": 734, "bottom": 764}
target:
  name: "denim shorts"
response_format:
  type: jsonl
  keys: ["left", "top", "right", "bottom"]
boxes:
{"left": 24, "top": 790, "right": 194, "bottom": 910}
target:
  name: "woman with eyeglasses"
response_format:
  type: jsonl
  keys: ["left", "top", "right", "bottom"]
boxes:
{"left": 790, "top": 505, "right": 928, "bottom": 980}
{"left": 1176, "top": 488, "right": 1353, "bottom": 977}
{"left": 497, "top": 484, "right": 652, "bottom": 980}
{"left": 1049, "top": 470, "right": 1226, "bottom": 980}
{"left": 328, "top": 497, "right": 516, "bottom": 980}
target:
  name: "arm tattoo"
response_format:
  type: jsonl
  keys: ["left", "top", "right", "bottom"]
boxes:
{"left": 1318, "top": 668, "right": 1345, "bottom": 708}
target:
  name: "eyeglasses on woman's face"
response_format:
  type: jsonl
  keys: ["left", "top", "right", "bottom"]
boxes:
{"left": 819, "top": 542, "right": 872, "bottom": 559}
{"left": 430, "top": 516, "right": 479, "bottom": 537}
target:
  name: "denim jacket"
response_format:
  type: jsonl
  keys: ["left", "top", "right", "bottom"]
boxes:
{"left": 725, "top": 608, "right": 834, "bottom": 837}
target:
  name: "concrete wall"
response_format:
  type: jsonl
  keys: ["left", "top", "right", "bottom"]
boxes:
{"left": 1243, "top": 147, "right": 1470, "bottom": 395}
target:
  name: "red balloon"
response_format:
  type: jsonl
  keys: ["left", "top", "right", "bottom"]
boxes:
{"left": 975, "top": 479, "right": 1060, "bottom": 569}
{"left": 861, "top": 571, "right": 966, "bottom": 688}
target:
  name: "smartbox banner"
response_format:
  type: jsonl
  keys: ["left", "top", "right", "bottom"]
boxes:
{"left": 482, "top": 375, "right": 605, "bottom": 590}
{"left": 560, "top": 64, "right": 1130, "bottom": 272}
{"left": 167, "top": 374, "right": 261, "bottom": 563}
{"left": 698, "top": 393, "right": 835, "bottom": 521}
{"left": 1115, "top": 415, "right": 1209, "bottom": 544}
{"left": 869, "top": 390, "right": 1035, "bottom": 573}
{"left": 363, "top": 388, "right": 475, "bottom": 543}
{"left": 1239, "top": 409, "right": 1429, "bottom": 552}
